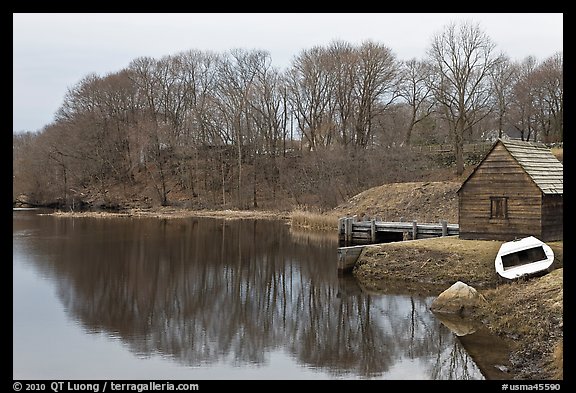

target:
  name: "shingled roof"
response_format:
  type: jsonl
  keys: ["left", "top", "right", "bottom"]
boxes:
{"left": 500, "top": 138, "right": 563, "bottom": 194}
{"left": 459, "top": 138, "right": 563, "bottom": 195}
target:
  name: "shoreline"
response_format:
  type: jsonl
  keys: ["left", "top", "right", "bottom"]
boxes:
{"left": 44, "top": 207, "right": 294, "bottom": 221}
{"left": 42, "top": 206, "right": 341, "bottom": 232}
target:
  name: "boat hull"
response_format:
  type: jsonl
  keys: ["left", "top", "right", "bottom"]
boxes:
{"left": 495, "top": 236, "right": 554, "bottom": 280}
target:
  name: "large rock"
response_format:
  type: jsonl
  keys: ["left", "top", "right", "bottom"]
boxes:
{"left": 430, "top": 281, "right": 486, "bottom": 316}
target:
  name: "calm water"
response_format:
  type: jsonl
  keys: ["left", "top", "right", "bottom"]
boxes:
{"left": 13, "top": 209, "right": 489, "bottom": 380}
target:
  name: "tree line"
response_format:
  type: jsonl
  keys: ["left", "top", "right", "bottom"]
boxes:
{"left": 13, "top": 21, "right": 563, "bottom": 211}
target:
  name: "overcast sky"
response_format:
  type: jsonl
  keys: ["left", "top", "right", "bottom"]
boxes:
{"left": 12, "top": 12, "right": 563, "bottom": 134}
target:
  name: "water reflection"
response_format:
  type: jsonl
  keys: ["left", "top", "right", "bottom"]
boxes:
{"left": 13, "top": 212, "right": 484, "bottom": 379}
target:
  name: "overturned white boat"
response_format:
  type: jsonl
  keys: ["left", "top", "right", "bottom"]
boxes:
{"left": 495, "top": 236, "right": 554, "bottom": 280}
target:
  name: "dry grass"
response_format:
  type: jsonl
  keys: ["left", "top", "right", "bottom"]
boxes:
{"left": 478, "top": 269, "right": 563, "bottom": 334}
{"left": 551, "top": 147, "right": 563, "bottom": 163}
{"left": 473, "top": 268, "right": 563, "bottom": 380}
{"left": 47, "top": 207, "right": 291, "bottom": 221}
{"left": 354, "top": 236, "right": 505, "bottom": 290}
{"left": 289, "top": 208, "right": 339, "bottom": 231}
{"left": 355, "top": 237, "right": 563, "bottom": 288}
{"left": 552, "top": 340, "right": 563, "bottom": 380}
{"left": 330, "top": 181, "right": 460, "bottom": 223}
{"left": 47, "top": 210, "right": 133, "bottom": 218}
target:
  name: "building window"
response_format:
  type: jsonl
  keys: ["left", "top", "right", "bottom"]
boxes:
{"left": 490, "top": 197, "right": 508, "bottom": 219}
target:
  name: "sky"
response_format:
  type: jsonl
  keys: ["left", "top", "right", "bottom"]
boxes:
{"left": 12, "top": 12, "right": 563, "bottom": 134}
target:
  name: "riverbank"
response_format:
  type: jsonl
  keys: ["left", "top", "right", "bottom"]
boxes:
{"left": 47, "top": 207, "right": 293, "bottom": 221}
{"left": 352, "top": 237, "right": 563, "bottom": 380}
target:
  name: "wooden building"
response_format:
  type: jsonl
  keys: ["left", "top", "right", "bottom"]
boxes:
{"left": 458, "top": 138, "right": 563, "bottom": 241}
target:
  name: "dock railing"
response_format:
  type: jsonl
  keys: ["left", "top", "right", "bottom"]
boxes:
{"left": 337, "top": 216, "right": 459, "bottom": 272}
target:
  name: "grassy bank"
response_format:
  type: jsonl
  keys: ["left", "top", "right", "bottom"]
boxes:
{"left": 352, "top": 236, "right": 563, "bottom": 380}
{"left": 472, "top": 268, "right": 563, "bottom": 380}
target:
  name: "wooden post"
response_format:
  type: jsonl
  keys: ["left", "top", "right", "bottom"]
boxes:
{"left": 345, "top": 217, "right": 353, "bottom": 244}
{"left": 338, "top": 217, "right": 345, "bottom": 239}
{"left": 412, "top": 220, "right": 418, "bottom": 240}
{"left": 370, "top": 219, "right": 376, "bottom": 243}
{"left": 441, "top": 220, "right": 448, "bottom": 236}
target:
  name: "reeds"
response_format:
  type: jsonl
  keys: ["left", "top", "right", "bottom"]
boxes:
{"left": 290, "top": 207, "right": 339, "bottom": 231}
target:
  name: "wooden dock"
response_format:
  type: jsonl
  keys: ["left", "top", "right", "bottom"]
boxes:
{"left": 337, "top": 217, "right": 459, "bottom": 273}
{"left": 338, "top": 216, "right": 459, "bottom": 246}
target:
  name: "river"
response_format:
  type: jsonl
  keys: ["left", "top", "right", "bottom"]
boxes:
{"left": 13, "top": 209, "right": 488, "bottom": 380}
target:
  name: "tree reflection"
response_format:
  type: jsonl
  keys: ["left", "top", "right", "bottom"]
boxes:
{"left": 16, "top": 214, "right": 484, "bottom": 379}
{"left": 429, "top": 339, "right": 482, "bottom": 380}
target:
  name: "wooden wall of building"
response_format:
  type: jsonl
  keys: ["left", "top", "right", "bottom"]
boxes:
{"left": 541, "top": 194, "right": 563, "bottom": 241}
{"left": 459, "top": 144, "right": 545, "bottom": 241}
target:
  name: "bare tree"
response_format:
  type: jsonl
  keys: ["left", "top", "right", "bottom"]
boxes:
{"left": 246, "top": 61, "right": 287, "bottom": 207}
{"left": 398, "top": 58, "right": 434, "bottom": 146}
{"left": 287, "top": 46, "right": 334, "bottom": 150}
{"left": 13, "top": 131, "right": 54, "bottom": 206}
{"left": 214, "top": 49, "right": 271, "bottom": 208}
{"left": 128, "top": 57, "right": 174, "bottom": 205}
{"left": 490, "top": 55, "right": 517, "bottom": 139}
{"left": 326, "top": 40, "right": 357, "bottom": 147}
{"left": 353, "top": 40, "right": 401, "bottom": 147}
{"left": 509, "top": 56, "right": 538, "bottom": 141}
{"left": 56, "top": 72, "right": 140, "bottom": 200}
{"left": 531, "top": 52, "right": 563, "bottom": 143}
{"left": 427, "top": 21, "right": 503, "bottom": 175}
